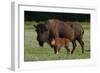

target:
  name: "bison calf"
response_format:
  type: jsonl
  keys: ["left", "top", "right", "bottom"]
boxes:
{"left": 51, "top": 38, "right": 71, "bottom": 54}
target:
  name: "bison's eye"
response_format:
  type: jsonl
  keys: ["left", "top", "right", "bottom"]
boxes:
{"left": 44, "top": 28, "right": 48, "bottom": 31}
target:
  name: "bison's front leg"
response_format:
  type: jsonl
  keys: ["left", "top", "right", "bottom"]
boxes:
{"left": 54, "top": 46, "right": 58, "bottom": 55}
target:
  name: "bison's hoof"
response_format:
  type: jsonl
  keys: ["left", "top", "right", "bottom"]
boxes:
{"left": 55, "top": 52, "right": 58, "bottom": 55}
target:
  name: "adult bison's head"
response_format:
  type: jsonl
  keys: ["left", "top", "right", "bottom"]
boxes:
{"left": 34, "top": 23, "right": 49, "bottom": 47}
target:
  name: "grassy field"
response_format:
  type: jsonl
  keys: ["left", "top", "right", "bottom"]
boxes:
{"left": 24, "top": 22, "right": 90, "bottom": 61}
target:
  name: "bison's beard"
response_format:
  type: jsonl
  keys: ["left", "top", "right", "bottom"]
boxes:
{"left": 38, "top": 42, "right": 44, "bottom": 47}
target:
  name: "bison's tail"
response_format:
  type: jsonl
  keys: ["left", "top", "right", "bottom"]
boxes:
{"left": 81, "top": 25, "right": 84, "bottom": 35}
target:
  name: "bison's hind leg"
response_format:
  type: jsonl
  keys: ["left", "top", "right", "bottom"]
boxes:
{"left": 71, "top": 41, "right": 77, "bottom": 54}
{"left": 77, "top": 39, "right": 84, "bottom": 54}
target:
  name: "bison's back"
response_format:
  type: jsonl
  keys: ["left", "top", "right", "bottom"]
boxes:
{"left": 47, "top": 19, "right": 74, "bottom": 41}
{"left": 65, "top": 21, "right": 84, "bottom": 39}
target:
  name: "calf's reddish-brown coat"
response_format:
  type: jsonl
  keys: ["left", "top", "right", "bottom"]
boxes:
{"left": 51, "top": 38, "right": 71, "bottom": 54}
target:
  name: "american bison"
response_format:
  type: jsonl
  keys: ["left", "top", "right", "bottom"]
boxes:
{"left": 51, "top": 38, "right": 71, "bottom": 54}
{"left": 34, "top": 19, "right": 84, "bottom": 54}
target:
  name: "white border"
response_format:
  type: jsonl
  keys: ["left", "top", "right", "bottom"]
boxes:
{"left": 11, "top": 2, "right": 97, "bottom": 71}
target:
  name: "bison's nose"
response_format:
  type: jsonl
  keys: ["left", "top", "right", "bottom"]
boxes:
{"left": 38, "top": 42, "right": 44, "bottom": 47}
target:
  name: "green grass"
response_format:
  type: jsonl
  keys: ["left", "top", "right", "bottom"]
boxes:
{"left": 24, "top": 22, "right": 90, "bottom": 61}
